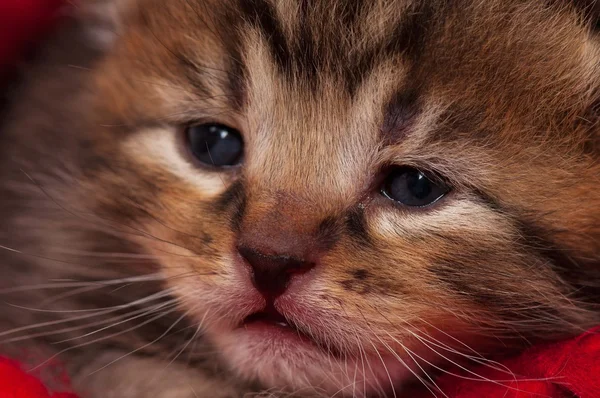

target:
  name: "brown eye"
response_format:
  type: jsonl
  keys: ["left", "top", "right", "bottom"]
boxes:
{"left": 381, "top": 167, "right": 450, "bottom": 207}
{"left": 186, "top": 123, "right": 243, "bottom": 167}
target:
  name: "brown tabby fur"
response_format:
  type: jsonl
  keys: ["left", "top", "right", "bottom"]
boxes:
{"left": 0, "top": 0, "right": 599, "bottom": 397}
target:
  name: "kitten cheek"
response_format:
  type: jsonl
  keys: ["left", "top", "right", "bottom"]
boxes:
{"left": 122, "top": 127, "right": 231, "bottom": 197}
{"left": 371, "top": 197, "right": 507, "bottom": 241}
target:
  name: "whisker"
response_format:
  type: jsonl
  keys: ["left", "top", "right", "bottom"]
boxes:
{"left": 2, "top": 299, "right": 178, "bottom": 345}
{"left": 382, "top": 330, "right": 446, "bottom": 398}
{"left": 0, "top": 272, "right": 180, "bottom": 294}
{"left": 162, "top": 310, "right": 207, "bottom": 370}
{"left": 351, "top": 302, "right": 442, "bottom": 397}
{"left": 29, "top": 303, "right": 184, "bottom": 372}
{"left": 38, "top": 283, "right": 130, "bottom": 308}
{"left": 0, "top": 289, "right": 175, "bottom": 340}
{"left": 4, "top": 288, "right": 176, "bottom": 314}
{"left": 336, "top": 301, "right": 385, "bottom": 397}
{"left": 404, "top": 331, "right": 554, "bottom": 388}
{"left": 4, "top": 295, "right": 180, "bottom": 345}
{"left": 371, "top": 298, "right": 518, "bottom": 378}
{"left": 19, "top": 169, "right": 204, "bottom": 256}
{"left": 85, "top": 306, "right": 194, "bottom": 376}
{"left": 0, "top": 243, "right": 143, "bottom": 271}
{"left": 54, "top": 300, "right": 180, "bottom": 344}
{"left": 367, "top": 337, "right": 397, "bottom": 398}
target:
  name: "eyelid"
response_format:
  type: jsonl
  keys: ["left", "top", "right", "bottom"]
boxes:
{"left": 380, "top": 187, "right": 448, "bottom": 208}
{"left": 377, "top": 162, "right": 454, "bottom": 190}
{"left": 419, "top": 169, "right": 451, "bottom": 189}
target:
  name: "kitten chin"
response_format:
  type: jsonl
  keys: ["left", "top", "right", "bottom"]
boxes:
{"left": 1, "top": 0, "right": 599, "bottom": 397}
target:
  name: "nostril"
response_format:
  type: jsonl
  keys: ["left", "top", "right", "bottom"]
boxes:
{"left": 238, "top": 246, "right": 315, "bottom": 298}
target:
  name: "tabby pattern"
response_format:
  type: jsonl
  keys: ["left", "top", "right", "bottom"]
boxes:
{"left": 0, "top": 0, "right": 599, "bottom": 397}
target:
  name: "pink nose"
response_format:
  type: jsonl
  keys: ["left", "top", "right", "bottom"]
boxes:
{"left": 238, "top": 246, "right": 316, "bottom": 299}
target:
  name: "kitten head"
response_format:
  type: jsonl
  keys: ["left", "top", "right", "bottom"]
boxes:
{"left": 4, "top": 0, "right": 600, "bottom": 395}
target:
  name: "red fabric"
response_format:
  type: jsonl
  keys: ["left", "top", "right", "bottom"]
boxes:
{"left": 0, "top": 1, "right": 599, "bottom": 397}
{"left": 419, "top": 327, "right": 600, "bottom": 398}
{"left": 0, "top": 0, "right": 64, "bottom": 73}
{"left": 0, "top": 357, "right": 77, "bottom": 398}
{"left": 1, "top": 331, "right": 599, "bottom": 398}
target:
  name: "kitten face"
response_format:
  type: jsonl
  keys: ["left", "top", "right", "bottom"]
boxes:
{"left": 2, "top": 0, "right": 600, "bottom": 396}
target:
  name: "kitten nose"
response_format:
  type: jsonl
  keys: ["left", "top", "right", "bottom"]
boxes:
{"left": 238, "top": 246, "right": 316, "bottom": 299}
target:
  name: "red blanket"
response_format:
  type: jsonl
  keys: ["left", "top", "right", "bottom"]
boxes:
{"left": 0, "top": 0, "right": 63, "bottom": 73}
{"left": 428, "top": 327, "right": 600, "bottom": 398}
{"left": 1, "top": 1, "right": 599, "bottom": 397}
{"left": 0, "top": 357, "right": 76, "bottom": 398}
{"left": 1, "top": 328, "right": 599, "bottom": 397}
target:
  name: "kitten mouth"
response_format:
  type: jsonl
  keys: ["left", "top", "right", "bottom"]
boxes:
{"left": 240, "top": 305, "right": 343, "bottom": 357}
{"left": 242, "top": 305, "right": 295, "bottom": 329}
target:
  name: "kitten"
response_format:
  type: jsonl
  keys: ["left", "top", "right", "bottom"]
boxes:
{"left": 0, "top": 0, "right": 599, "bottom": 397}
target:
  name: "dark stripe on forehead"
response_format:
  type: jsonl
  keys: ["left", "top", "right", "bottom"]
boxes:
{"left": 385, "top": 1, "right": 435, "bottom": 61}
{"left": 238, "top": 0, "right": 321, "bottom": 83}
{"left": 210, "top": 5, "right": 248, "bottom": 110}
{"left": 381, "top": 86, "right": 421, "bottom": 144}
{"left": 345, "top": 1, "right": 436, "bottom": 95}
{"left": 235, "top": 0, "right": 443, "bottom": 96}
{"left": 296, "top": 0, "right": 318, "bottom": 83}
{"left": 175, "top": 55, "right": 213, "bottom": 98}
{"left": 238, "top": 0, "right": 292, "bottom": 74}
{"left": 223, "top": 35, "right": 247, "bottom": 111}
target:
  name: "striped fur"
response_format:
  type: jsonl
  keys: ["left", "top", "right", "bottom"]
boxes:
{"left": 0, "top": 0, "right": 599, "bottom": 396}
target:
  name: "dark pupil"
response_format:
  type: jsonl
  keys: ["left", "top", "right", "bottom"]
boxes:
{"left": 384, "top": 167, "right": 448, "bottom": 207}
{"left": 405, "top": 171, "right": 432, "bottom": 200}
{"left": 188, "top": 124, "right": 242, "bottom": 167}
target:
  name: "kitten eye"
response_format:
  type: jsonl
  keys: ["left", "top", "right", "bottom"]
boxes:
{"left": 381, "top": 167, "right": 450, "bottom": 207}
{"left": 186, "top": 123, "right": 243, "bottom": 167}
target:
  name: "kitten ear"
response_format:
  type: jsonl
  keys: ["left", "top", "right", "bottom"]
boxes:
{"left": 68, "top": 0, "right": 138, "bottom": 49}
